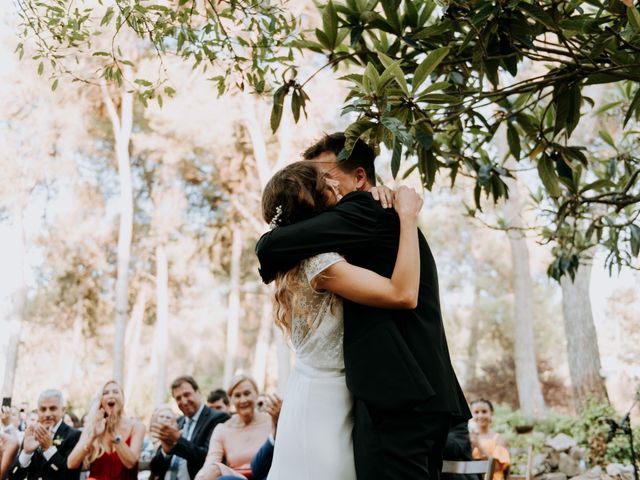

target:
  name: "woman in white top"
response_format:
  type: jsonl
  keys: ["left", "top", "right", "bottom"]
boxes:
{"left": 261, "top": 161, "right": 422, "bottom": 480}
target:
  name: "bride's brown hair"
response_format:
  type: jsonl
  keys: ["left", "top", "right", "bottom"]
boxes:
{"left": 262, "top": 161, "right": 334, "bottom": 336}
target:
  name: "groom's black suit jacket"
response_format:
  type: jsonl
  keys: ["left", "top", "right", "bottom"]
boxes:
{"left": 256, "top": 191, "right": 470, "bottom": 418}
{"left": 149, "top": 405, "right": 229, "bottom": 480}
{"left": 8, "top": 422, "right": 81, "bottom": 480}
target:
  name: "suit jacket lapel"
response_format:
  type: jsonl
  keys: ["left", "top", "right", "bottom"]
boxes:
{"left": 190, "top": 407, "right": 210, "bottom": 443}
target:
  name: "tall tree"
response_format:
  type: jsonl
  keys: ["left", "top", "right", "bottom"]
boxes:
{"left": 560, "top": 262, "right": 609, "bottom": 410}
{"left": 101, "top": 80, "right": 134, "bottom": 384}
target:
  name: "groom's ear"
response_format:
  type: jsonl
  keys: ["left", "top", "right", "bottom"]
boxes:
{"left": 354, "top": 167, "right": 369, "bottom": 191}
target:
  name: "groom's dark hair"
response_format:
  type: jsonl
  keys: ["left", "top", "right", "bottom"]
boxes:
{"left": 302, "top": 132, "right": 377, "bottom": 186}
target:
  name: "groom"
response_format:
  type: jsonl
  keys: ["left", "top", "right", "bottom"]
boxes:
{"left": 256, "top": 133, "right": 470, "bottom": 480}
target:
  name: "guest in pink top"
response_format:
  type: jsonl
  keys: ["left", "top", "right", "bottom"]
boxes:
{"left": 195, "top": 375, "right": 271, "bottom": 480}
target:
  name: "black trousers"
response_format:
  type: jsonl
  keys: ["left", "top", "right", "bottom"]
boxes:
{"left": 354, "top": 399, "right": 452, "bottom": 480}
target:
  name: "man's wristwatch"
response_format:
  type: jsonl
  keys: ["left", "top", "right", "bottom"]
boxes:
{"left": 113, "top": 435, "right": 122, "bottom": 445}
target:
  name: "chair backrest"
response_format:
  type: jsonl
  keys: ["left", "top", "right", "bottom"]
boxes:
{"left": 442, "top": 458, "right": 496, "bottom": 480}
{"left": 507, "top": 444, "right": 533, "bottom": 480}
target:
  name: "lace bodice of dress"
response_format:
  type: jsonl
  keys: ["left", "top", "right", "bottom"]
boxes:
{"left": 290, "top": 252, "right": 345, "bottom": 371}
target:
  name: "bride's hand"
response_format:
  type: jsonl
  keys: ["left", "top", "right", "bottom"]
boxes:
{"left": 369, "top": 185, "right": 394, "bottom": 209}
{"left": 394, "top": 186, "right": 423, "bottom": 220}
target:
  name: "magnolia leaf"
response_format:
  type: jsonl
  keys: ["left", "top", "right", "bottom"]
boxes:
{"left": 412, "top": 47, "right": 450, "bottom": 93}
{"left": 507, "top": 122, "right": 521, "bottom": 160}
{"left": 537, "top": 155, "right": 562, "bottom": 197}
{"left": 628, "top": 6, "right": 640, "bottom": 32}
{"left": 623, "top": 87, "right": 640, "bottom": 127}
{"left": 391, "top": 135, "right": 402, "bottom": 178}
{"left": 270, "top": 86, "right": 286, "bottom": 133}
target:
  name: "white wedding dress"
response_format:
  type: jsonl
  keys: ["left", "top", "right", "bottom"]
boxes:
{"left": 267, "top": 252, "right": 356, "bottom": 480}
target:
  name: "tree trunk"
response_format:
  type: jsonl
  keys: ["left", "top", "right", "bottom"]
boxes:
{"left": 252, "top": 289, "right": 274, "bottom": 390}
{"left": 153, "top": 246, "right": 169, "bottom": 406}
{"left": 125, "top": 288, "right": 147, "bottom": 404}
{"left": 223, "top": 226, "right": 243, "bottom": 387}
{"left": 62, "top": 299, "right": 85, "bottom": 390}
{"left": 1, "top": 312, "right": 23, "bottom": 398}
{"left": 560, "top": 263, "right": 609, "bottom": 411}
{"left": 495, "top": 120, "right": 546, "bottom": 418}
{"left": 102, "top": 80, "right": 134, "bottom": 384}
{"left": 507, "top": 223, "right": 546, "bottom": 418}
{"left": 464, "top": 253, "right": 482, "bottom": 385}
{"left": 1, "top": 212, "right": 27, "bottom": 398}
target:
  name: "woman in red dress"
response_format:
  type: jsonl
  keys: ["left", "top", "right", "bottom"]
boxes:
{"left": 67, "top": 380, "right": 145, "bottom": 479}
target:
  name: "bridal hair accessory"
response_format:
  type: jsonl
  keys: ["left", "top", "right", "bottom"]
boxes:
{"left": 269, "top": 205, "right": 283, "bottom": 229}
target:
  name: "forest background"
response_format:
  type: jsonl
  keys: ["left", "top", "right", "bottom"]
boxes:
{"left": 0, "top": 0, "right": 639, "bottom": 437}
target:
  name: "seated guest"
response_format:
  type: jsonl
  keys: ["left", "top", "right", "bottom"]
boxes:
{"left": 67, "top": 380, "right": 145, "bottom": 480}
{"left": 64, "top": 412, "right": 81, "bottom": 429}
{"left": 206, "top": 390, "right": 230, "bottom": 414}
{"left": 470, "top": 399, "right": 510, "bottom": 480}
{"left": 1, "top": 406, "right": 21, "bottom": 440}
{"left": 248, "top": 394, "right": 282, "bottom": 480}
{"left": 195, "top": 375, "right": 271, "bottom": 480}
{"left": 1, "top": 432, "right": 19, "bottom": 478}
{"left": 8, "top": 389, "right": 81, "bottom": 480}
{"left": 150, "top": 376, "right": 230, "bottom": 480}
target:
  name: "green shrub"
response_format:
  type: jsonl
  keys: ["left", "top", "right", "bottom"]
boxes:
{"left": 491, "top": 401, "right": 640, "bottom": 469}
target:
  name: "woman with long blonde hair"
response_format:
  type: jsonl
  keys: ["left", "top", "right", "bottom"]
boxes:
{"left": 67, "top": 380, "right": 145, "bottom": 479}
{"left": 258, "top": 161, "right": 423, "bottom": 480}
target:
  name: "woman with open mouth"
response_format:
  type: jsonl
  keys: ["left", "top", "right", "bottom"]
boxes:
{"left": 67, "top": 380, "right": 146, "bottom": 479}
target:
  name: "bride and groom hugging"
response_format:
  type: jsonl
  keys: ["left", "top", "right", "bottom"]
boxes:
{"left": 255, "top": 133, "right": 471, "bottom": 480}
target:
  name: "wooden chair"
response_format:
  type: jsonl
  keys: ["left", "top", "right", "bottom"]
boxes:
{"left": 442, "top": 457, "right": 497, "bottom": 480}
{"left": 507, "top": 445, "right": 533, "bottom": 480}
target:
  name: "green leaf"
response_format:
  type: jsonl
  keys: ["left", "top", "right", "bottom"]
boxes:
{"left": 37, "top": 62, "right": 44, "bottom": 76}
{"left": 518, "top": 3, "right": 554, "bottom": 28}
{"left": 101, "top": 6, "right": 114, "bottom": 26}
{"left": 579, "top": 179, "right": 613, "bottom": 194}
{"left": 322, "top": 0, "right": 339, "bottom": 49}
{"left": 381, "top": 115, "right": 411, "bottom": 144}
{"left": 420, "top": 81, "right": 450, "bottom": 95}
{"left": 506, "top": 122, "right": 521, "bottom": 160}
{"left": 412, "top": 47, "right": 450, "bottom": 93}
{"left": 630, "top": 224, "right": 640, "bottom": 257}
{"left": 415, "top": 126, "right": 433, "bottom": 150}
{"left": 418, "top": 147, "right": 437, "bottom": 190}
{"left": 291, "top": 90, "right": 301, "bottom": 123}
{"left": 363, "top": 62, "right": 380, "bottom": 93}
{"left": 623, "top": 87, "right": 640, "bottom": 127}
{"left": 342, "top": 119, "right": 376, "bottom": 158}
{"left": 51, "top": 79, "right": 58, "bottom": 91}
{"left": 598, "top": 130, "right": 616, "bottom": 149}
{"left": 270, "top": 86, "right": 287, "bottom": 133}
{"left": 134, "top": 79, "right": 153, "bottom": 87}
{"left": 391, "top": 135, "right": 402, "bottom": 178}
{"left": 537, "top": 155, "right": 562, "bottom": 197}
{"left": 628, "top": 6, "right": 640, "bottom": 32}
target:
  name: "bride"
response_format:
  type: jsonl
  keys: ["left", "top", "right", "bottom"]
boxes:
{"left": 260, "top": 161, "right": 422, "bottom": 479}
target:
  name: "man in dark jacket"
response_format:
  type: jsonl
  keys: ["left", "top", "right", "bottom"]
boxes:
{"left": 150, "top": 376, "right": 229, "bottom": 479}
{"left": 8, "top": 389, "right": 81, "bottom": 480}
{"left": 256, "top": 133, "right": 471, "bottom": 480}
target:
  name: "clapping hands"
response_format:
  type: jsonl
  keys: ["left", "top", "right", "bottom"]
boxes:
{"left": 22, "top": 426, "right": 40, "bottom": 454}
{"left": 149, "top": 413, "right": 180, "bottom": 454}
{"left": 92, "top": 408, "right": 107, "bottom": 438}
